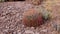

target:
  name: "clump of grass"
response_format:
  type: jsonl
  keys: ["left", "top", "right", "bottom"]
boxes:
{"left": 52, "top": 23, "right": 60, "bottom": 33}
{"left": 36, "top": 6, "right": 51, "bottom": 21}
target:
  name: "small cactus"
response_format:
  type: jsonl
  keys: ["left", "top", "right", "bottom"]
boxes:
{"left": 22, "top": 7, "right": 50, "bottom": 27}
{"left": 22, "top": 9, "right": 44, "bottom": 27}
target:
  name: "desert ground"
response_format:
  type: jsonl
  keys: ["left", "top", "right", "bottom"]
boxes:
{"left": 0, "top": 0, "right": 60, "bottom": 34}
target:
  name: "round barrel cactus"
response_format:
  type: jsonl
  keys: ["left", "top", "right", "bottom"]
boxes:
{"left": 22, "top": 9, "right": 44, "bottom": 27}
{"left": 22, "top": 7, "right": 50, "bottom": 27}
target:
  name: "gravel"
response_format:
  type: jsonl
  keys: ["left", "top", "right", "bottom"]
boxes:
{"left": 0, "top": 1, "right": 60, "bottom": 34}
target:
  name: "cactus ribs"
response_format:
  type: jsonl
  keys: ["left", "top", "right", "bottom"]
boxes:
{"left": 22, "top": 9, "right": 48, "bottom": 27}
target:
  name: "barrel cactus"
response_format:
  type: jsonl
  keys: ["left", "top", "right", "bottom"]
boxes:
{"left": 22, "top": 7, "right": 50, "bottom": 27}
